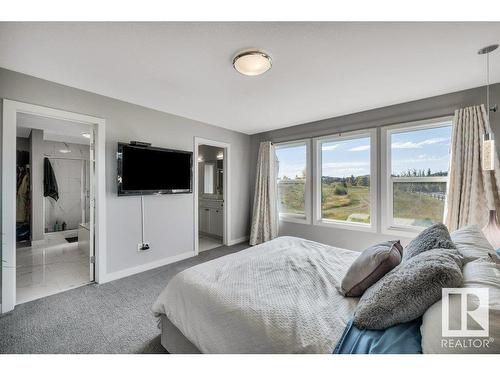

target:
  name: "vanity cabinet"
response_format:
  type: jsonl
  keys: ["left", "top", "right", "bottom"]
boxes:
{"left": 199, "top": 207, "right": 211, "bottom": 233}
{"left": 199, "top": 200, "right": 223, "bottom": 238}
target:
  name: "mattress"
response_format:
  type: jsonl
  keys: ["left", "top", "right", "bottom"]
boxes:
{"left": 152, "top": 236, "right": 360, "bottom": 353}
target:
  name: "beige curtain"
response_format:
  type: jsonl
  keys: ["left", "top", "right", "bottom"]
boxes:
{"left": 250, "top": 141, "right": 278, "bottom": 245}
{"left": 444, "top": 104, "right": 500, "bottom": 231}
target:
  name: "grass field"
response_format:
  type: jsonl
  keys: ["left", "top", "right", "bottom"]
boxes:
{"left": 393, "top": 182, "right": 446, "bottom": 226}
{"left": 277, "top": 180, "right": 306, "bottom": 215}
{"left": 321, "top": 185, "right": 370, "bottom": 222}
{"left": 278, "top": 179, "right": 446, "bottom": 227}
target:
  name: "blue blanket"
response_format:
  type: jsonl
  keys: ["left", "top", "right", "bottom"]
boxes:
{"left": 333, "top": 318, "right": 422, "bottom": 354}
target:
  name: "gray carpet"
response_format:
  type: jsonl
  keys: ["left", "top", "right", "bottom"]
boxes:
{"left": 0, "top": 243, "right": 248, "bottom": 354}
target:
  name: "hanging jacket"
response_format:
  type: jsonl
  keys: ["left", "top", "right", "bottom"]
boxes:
{"left": 16, "top": 172, "right": 30, "bottom": 222}
{"left": 44, "top": 157, "right": 59, "bottom": 201}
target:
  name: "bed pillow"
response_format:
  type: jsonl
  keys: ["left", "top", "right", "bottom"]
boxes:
{"left": 421, "top": 258, "right": 500, "bottom": 353}
{"left": 450, "top": 225, "right": 494, "bottom": 263}
{"left": 340, "top": 240, "right": 403, "bottom": 297}
{"left": 353, "top": 247, "right": 463, "bottom": 330}
{"left": 403, "top": 223, "right": 455, "bottom": 261}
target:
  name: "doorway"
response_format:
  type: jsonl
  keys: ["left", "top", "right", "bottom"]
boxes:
{"left": 193, "top": 138, "right": 230, "bottom": 255}
{"left": 2, "top": 100, "right": 106, "bottom": 313}
{"left": 15, "top": 114, "right": 93, "bottom": 303}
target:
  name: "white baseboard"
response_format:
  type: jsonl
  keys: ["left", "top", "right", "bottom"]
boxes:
{"left": 100, "top": 237, "right": 249, "bottom": 284}
{"left": 227, "top": 236, "right": 249, "bottom": 246}
{"left": 101, "top": 251, "right": 194, "bottom": 283}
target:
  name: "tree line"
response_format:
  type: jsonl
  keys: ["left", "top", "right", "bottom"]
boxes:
{"left": 393, "top": 168, "right": 447, "bottom": 177}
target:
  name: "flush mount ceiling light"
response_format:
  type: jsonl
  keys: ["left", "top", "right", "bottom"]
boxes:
{"left": 59, "top": 142, "right": 71, "bottom": 154}
{"left": 81, "top": 132, "right": 91, "bottom": 139}
{"left": 233, "top": 51, "right": 272, "bottom": 76}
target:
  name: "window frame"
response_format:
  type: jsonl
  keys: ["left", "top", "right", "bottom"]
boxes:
{"left": 313, "top": 129, "right": 377, "bottom": 233}
{"left": 274, "top": 139, "right": 312, "bottom": 224}
{"left": 381, "top": 116, "right": 453, "bottom": 236}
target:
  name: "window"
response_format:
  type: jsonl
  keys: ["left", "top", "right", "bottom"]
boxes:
{"left": 383, "top": 118, "right": 453, "bottom": 232}
{"left": 315, "top": 130, "right": 376, "bottom": 230}
{"left": 275, "top": 140, "right": 310, "bottom": 223}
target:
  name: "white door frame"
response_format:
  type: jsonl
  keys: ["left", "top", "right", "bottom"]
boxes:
{"left": 1, "top": 99, "right": 107, "bottom": 313}
{"left": 193, "top": 137, "right": 231, "bottom": 255}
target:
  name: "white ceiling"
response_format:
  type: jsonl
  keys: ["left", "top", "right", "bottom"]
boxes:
{"left": 1, "top": 22, "right": 500, "bottom": 135}
{"left": 17, "top": 113, "right": 91, "bottom": 145}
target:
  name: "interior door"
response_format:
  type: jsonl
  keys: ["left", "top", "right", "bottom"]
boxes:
{"left": 89, "top": 128, "right": 96, "bottom": 281}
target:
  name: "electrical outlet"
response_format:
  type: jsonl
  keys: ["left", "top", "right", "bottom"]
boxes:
{"left": 138, "top": 242, "right": 151, "bottom": 251}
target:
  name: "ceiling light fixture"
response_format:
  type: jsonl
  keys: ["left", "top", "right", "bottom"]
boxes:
{"left": 233, "top": 50, "right": 272, "bottom": 76}
{"left": 478, "top": 44, "right": 498, "bottom": 171}
{"left": 81, "top": 132, "right": 91, "bottom": 139}
{"left": 59, "top": 142, "right": 71, "bottom": 154}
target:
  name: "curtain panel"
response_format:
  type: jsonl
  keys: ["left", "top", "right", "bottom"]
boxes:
{"left": 445, "top": 104, "right": 500, "bottom": 231}
{"left": 250, "top": 141, "right": 278, "bottom": 245}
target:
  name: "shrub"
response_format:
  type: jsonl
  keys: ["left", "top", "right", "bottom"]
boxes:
{"left": 334, "top": 184, "right": 348, "bottom": 196}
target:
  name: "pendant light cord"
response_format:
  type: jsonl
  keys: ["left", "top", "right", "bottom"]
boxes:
{"left": 487, "top": 52, "right": 490, "bottom": 120}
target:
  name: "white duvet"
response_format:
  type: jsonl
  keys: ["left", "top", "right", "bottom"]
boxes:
{"left": 152, "top": 236, "right": 360, "bottom": 353}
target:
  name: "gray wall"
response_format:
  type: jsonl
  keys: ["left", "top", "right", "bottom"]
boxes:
{"left": 0, "top": 68, "right": 251, "bottom": 300}
{"left": 16, "top": 137, "right": 29, "bottom": 152}
{"left": 250, "top": 83, "right": 500, "bottom": 251}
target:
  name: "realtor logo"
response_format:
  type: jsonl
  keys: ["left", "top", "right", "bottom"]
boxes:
{"left": 442, "top": 288, "right": 489, "bottom": 337}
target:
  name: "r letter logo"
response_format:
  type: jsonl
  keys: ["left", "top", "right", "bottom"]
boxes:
{"left": 442, "top": 288, "right": 489, "bottom": 337}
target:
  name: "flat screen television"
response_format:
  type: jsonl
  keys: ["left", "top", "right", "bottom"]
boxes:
{"left": 117, "top": 142, "right": 192, "bottom": 196}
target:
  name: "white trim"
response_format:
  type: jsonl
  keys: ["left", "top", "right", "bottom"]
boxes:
{"left": 1, "top": 99, "right": 107, "bottom": 313}
{"left": 275, "top": 138, "right": 312, "bottom": 225}
{"left": 193, "top": 137, "right": 231, "bottom": 256}
{"left": 381, "top": 116, "right": 453, "bottom": 236}
{"left": 391, "top": 177, "right": 448, "bottom": 183}
{"left": 102, "top": 251, "right": 193, "bottom": 283}
{"left": 227, "top": 235, "right": 249, "bottom": 246}
{"left": 312, "top": 128, "right": 378, "bottom": 233}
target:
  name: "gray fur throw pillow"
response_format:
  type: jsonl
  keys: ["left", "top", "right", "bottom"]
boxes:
{"left": 353, "top": 247, "right": 463, "bottom": 330}
{"left": 403, "top": 223, "right": 455, "bottom": 261}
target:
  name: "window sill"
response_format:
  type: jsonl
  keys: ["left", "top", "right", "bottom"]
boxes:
{"left": 381, "top": 225, "right": 422, "bottom": 238}
{"left": 314, "top": 219, "right": 376, "bottom": 233}
{"left": 279, "top": 214, "right": 310, "bottom": 225}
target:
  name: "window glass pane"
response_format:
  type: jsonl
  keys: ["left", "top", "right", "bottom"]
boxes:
{"left": 276, "top": 144, "right": 307, "bottom": 218}
{"left": 391, "top": 126, "right": 452, "bottom": 177}
{"left": 390, "top": 124, "right": 452, "bottom": 228}
{"left": 320, "top": 137, "right": 371, "bottom": 223}
{"left": 393, "top": 181, "right": 447, "bottom": 227}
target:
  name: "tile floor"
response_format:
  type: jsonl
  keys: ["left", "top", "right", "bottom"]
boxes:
{"left": 16, "top": 233, "right": 91, "bottom": 304}
{"left": 198, "top": 235, "right": 222, "bottom": 252}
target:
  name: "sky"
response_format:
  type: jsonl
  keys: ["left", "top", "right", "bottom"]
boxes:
{"left": 275, "top": 125, "right": 452, "bottom": 179}
{"left": 391, "top": 125, "right": 452, "bottom": 176}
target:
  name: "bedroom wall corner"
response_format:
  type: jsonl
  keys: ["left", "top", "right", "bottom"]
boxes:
{"left": 0, "top": 68, "right": 252, "bottom": 289}
{"left": 249, "top": 83, "right": 500, "bottom": 250}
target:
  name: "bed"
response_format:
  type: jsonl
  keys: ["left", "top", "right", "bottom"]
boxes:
{"left": 152, "top": 236, "right": 360, "bottom": 353}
